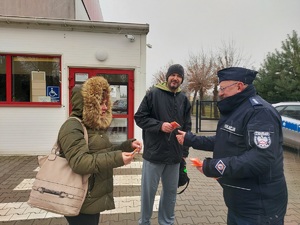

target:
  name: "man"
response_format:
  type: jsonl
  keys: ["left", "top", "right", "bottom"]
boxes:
{"left": 134, "top": 64, "right": 192, "bottom": 225}
{"left": 176, "top": 67, "right": 288, "bottom": 225}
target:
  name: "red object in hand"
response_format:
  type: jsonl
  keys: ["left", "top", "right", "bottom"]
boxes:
{"left": 131, "top": 148, "right": 139, "bottom": 156}
{"left": 170, "top": 121, "right": 180, "bottom": 129}
{"left": 190, "top": 158, "right": 203, "bottom": 167}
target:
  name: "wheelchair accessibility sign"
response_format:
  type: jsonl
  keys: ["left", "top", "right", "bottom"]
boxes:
{"left": 47, "top": 86, "right": 60, "bottom": 102}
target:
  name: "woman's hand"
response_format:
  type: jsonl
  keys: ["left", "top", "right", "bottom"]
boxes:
{"left": 176, "top": 130, "right": 186, "bottom": 145}
{"left": 122, "top": 152, "right": 134, "bottom": 165}
{"left": 131, "top": 140, "right": 143, "bottom": 153}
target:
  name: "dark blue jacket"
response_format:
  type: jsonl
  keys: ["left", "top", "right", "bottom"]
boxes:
{"left": 184, "top": 85, "right": 287, "bottom": 222}
{"left": 134, "top": 82, "right": 191, "bottom": 164}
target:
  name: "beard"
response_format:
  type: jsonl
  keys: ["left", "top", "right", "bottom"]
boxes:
{"left": 167, "top": 80, "right": 180, "bottom": 91}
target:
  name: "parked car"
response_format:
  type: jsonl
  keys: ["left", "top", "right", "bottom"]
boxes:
{"left": 272, "top": 102, "right": 300, "bottom": 150}
{"left": 112, "top": 99, "right": 127, "bottom": 113}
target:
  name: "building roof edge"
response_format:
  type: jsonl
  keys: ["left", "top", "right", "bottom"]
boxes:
{"left": 0, "top": 15, "right": 149, "bottom": 34}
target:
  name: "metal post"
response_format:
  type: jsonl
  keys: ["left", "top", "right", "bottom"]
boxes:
{"left": 199, "top": 100, "right": 202, "bottom": 132}
{"left": 195, "top": 100, "right": 199, "bottom": 133}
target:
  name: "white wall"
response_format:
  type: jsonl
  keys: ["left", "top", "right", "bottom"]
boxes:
{"left": 0, "top": 26, "right": 146, "bottom": 155}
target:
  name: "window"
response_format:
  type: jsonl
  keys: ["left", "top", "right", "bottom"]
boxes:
{"left": 0, "top": 54, "right": 61, "bottom": 106}
{"left": 274, "top": 106, "right": 286, "bottom": 113}
{"left": 281, "top": 106, "right": 300, "bottom": 120}
{"left": 97, "top": 73, "right": 130, "bottom": 143}
{"left": 98, "top": 74, "right": 128, "bottom": 115}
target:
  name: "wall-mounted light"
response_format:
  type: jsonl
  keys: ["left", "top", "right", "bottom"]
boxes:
{"left": 95, "top": 50, "right": 108, "bottom": 61}
{"left": 125, "top": 34, "right": 135, "bottom": 42}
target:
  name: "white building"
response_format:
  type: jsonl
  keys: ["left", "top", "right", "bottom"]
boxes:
{"left": 0, "top": 1, "right": 149, "bottom": 155}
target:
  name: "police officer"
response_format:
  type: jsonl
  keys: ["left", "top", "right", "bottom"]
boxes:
{"left": 176, "top": 67, "right": 288, "bottom": 225}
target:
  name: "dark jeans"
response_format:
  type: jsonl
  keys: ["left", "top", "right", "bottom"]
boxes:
{"left": 227, "top": 209, "right": 284, "bottom": 225}
{"left": 65, "top": 213, "right": 100, "bottom": 225}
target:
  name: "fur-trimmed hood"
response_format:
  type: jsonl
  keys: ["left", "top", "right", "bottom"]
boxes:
{"left": 70, "top": 77, "right": 112, "bottom": 130}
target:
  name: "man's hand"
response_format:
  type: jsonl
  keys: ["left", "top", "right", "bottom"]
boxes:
{"left": 161, "top": 122, "right": 174, "bottom": 133}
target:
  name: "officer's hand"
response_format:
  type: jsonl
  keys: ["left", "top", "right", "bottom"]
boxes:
{"left": 196, "top": 166, "right": 204, "bottom": 174}
{"left": 176, "top": 130, "right": 186, "bottom": 145}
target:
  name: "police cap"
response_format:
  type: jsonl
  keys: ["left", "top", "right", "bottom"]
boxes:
{"left": 217, "top": 67, "right": 258, "bottom": 84}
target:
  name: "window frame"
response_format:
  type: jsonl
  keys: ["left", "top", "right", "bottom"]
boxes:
{"left": 0, "top": 54, "right": 62, "bottom": 107}
{"left": 69, "top": 67, "right": 135, "bottom": 140}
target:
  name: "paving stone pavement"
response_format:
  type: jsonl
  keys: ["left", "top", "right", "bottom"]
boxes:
{"left": 0, "top": 146, "right": 299, "bottom": 225}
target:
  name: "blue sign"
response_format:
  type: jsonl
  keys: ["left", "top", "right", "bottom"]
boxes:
{"left": 47, "top": 86, "right": 60, "bottom": 102}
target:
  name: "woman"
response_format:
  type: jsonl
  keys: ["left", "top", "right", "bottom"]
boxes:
{"left": 58, "top": 76, "right": 142, "bottom": 225}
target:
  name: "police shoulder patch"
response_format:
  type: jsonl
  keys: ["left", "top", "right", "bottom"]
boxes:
{"left": 254, "top": 131, "right": 271, "bottom": 149}
{"left": 215, "top": 160, "right": 226, "bottom": 175}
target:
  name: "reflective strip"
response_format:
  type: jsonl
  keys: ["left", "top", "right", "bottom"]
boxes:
{"left": 220, "top": 128, "right": 243, "bottom": 137}
{"left": 222, "top": 183, "right": 251, "bottom": 191}
{"left": 282, "top": 120, "right": 300, "bottom": 133}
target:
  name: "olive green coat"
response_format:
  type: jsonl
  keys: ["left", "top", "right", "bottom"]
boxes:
{"left": 58, "top": 77, "right": 134, "bottom": 214}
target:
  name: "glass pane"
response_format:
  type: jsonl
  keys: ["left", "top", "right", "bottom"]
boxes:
{"left": 107, "top": 118, "right": 128, "bottom": 144}
{"left": 111, "top": 85, "right": 128, "bottom": 114}
{"left": 11, "top": 56, "right": 60, "bottom": 102}
{"left": 0, "top": 56, "right": 6, "bottom": 101}
{"left": 97, "top": 73, "right": 128, "bottom": 84}
{"left": 274, "top": 106, "right": 285, "bottom": 114}
{"left": 283, "top": 106, "right": 300, "bottom": 120}
{"left": 75, "top": 73, "right": 89, "bottom": 84}
{"left": 97, "top": 74, "right": 128, "bottom": 115}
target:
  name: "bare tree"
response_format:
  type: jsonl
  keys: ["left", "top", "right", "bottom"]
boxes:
{"left": 186, "top": 52, "right": 214, "bottom": 115}
{"left": 212, "top": 40, "right": 252, "bottom": 117}
{"left": 151, "top": 61, "right": 174, "bottom": 85}
{"left": 215, "top": 39, "right": 251, "bottom": 68}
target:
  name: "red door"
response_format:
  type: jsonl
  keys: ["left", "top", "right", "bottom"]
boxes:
{"left": 69, "top": 68, "right": 134, "bottom": 144}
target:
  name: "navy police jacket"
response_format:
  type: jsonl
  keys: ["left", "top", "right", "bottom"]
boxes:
{"left": 134, "top": 82, "right": 192, "bottom": 164}
{"left": 184, "top": 85, "right": 287, "bottom": 220}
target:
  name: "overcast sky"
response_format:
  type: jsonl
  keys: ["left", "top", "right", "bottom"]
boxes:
{"left": 100, "top": 0, "right": 300, "bottom": 87}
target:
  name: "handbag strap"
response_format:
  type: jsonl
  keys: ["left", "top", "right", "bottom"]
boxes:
{"left": 52, "top": 117, "right": 88, "bottom": 155}
{"left": 52, "top": 117, "right": 91, "bottom": 182}
{"left": 68, "top": 117, "right": 88, "bottom": 143}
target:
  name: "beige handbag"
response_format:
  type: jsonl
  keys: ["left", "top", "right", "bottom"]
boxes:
{"left": 27, "top": 117, "right": 90, "bottom": 216}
